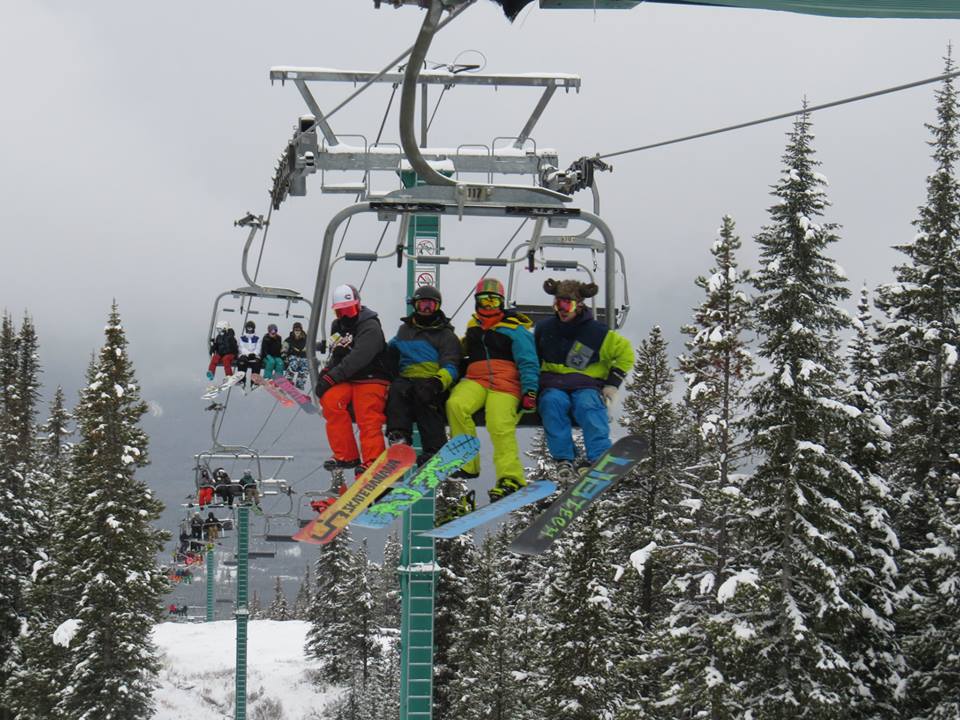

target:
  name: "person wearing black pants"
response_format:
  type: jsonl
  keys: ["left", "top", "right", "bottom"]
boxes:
{"left": 384, "top": 286, "right": 461, "bottom": 464}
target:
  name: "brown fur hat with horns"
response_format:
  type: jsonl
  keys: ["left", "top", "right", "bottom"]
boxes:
{"left": 543, "top": 278, "right": 598, "bottom": 303}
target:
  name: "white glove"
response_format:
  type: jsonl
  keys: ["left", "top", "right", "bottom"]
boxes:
{"left": 602, "top": 385, "right": 617, "bottom": 421}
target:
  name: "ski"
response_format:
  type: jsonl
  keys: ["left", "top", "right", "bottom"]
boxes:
{"left": 271, "top": 375, "right": 318, "bottom": 414}
{"left": 420, "top": 480, "right": 557, "bottom": 539}
{"left": 293, "top": 444, "right": 417, "bottom": 545}
{"left": 201, "top": 371, "right": 244, "bottom": 400}
{"left": 250, "top": 374, "right": 295, "bottom": 407}
{"left": 352, "top": 434, "right": 481, "bottom": 530}
{"left": 508, "top": 435, "right": 648, "bottom": 556}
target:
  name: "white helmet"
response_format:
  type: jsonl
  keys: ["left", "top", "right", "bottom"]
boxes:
{"left": 216, "top": 320, "right": 230, "bottom": 332}
{"left": 331, "top": 284, "right": 360, "bottom": 311}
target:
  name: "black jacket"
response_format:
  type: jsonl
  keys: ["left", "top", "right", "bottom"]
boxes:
{"left": 210, "top": 329, "right": 238, "bottom": 356}
{"left": 326, "top": 307, "right": 390, "bottom": 383}
{"left": 261, "top": 333, "right": 283, "bottom": 359}
{"left": 283, "top": 331, "right": 307, "bottom": 359}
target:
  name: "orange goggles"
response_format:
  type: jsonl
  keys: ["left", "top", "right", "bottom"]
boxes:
{"left": 554, "top": 297, "right": 578, "bottom": 313}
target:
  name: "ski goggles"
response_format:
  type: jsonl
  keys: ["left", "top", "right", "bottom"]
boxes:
{"left": 475, "top": 293, "right": 504, "bottom": 309}
{"left": 334, "top": 304, "right": 359, "bottom": 318}
{"left": 554, "top": 297, "right": 579, "bottom": 314}
{"left": 414, "top": 298, "right": 439, "bottom": 314}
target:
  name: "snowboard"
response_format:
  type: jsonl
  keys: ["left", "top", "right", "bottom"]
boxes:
{"left": 250, "top": 374, "right": 295, "bottom": 407}
{"left": 293, "top": 444, "right": 417, "bottom": 545}
{"left": 508, "top": 435, "right": 647, "bottom": 556}
{"left": 352, "top": 434, "right": 481, "bottom": 529}
{"left": 420, "top": 480, "right": 557, "bottom": 539}
{"left": 201, "top": 371, "right": 245, "bottom": 400}
{"left": 272, "top": 375, "right": 319, "bottom": 414}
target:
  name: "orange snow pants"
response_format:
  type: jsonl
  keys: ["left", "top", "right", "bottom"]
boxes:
{"left": 319, "top": 381, "right": 388, "bottom": 466}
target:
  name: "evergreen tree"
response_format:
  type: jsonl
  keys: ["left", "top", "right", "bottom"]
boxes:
{"left": 735, "top": 109, "right": 898, "bottom": 717}
{"left": 3, "top": 387, "right": 74, "bottom": 720}
{"left": 875, "top": 50, "right": 960, "bottom": 719}
{"left": 305, "top": 528, "right": 354, "bottom": 683}
{"left": 649, "top": 216, "right": 758, "bottom": 717}
{"left": 345, "top": 540, "right": 380, "bottom": 687}
{"left": 53, "top": 304, "right": 168, "bottom": 719}
{"left": 377, "top": 532, "right": 401, "bottom": 628}
{"left": 249, "top": 591, "right": 264, "bottom": 620}
{"left": 268, "top": 577, "right": 290, "bottom": 621}
{"left": 293, "top": 564, "right": 313, "bottom": 621}
{"left": 609, "top": 326, "right": 684, "bottom": 710}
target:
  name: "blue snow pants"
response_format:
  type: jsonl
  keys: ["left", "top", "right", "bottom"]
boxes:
{"left": 538, "top": 386, "right": 611, "bottom": 463}
{"left": 263, "top": 356, "right": 284, "bottom": 379}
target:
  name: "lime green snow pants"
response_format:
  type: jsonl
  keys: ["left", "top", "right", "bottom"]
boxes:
{"left": 446, "top": 379, "right": 524, "bottom": 483}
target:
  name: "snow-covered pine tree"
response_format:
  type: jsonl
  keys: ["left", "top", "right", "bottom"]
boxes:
{"left": 736, "top": 108, "right": 899, "bottom": 716}
{"left": 3, "top": 386, "right": 75, "bottom": 720}
{"left": 268, "top": 577, "right": 290, "bottom": 621}
{"left": 292, "top": 564, "right": 313, "bottom": 621}
{"left": 249, "top": 591, "right": 264, "bottom": 620}
{"left": 609, "top": 326, "right": 684, "bottom": 708}
{"left": 345, "top": 539, "right": 381, "bottom": 687}
{"left": 875, "top": 50, "right": 960, "bottom": 720}
{"left": 305, "top": 527, "right": 355, "bottom": 683}
{"left": 53, "top": 303, "right": 168, "bottom": 719}
{"left": 377, "top": 531, "right": 401, "bottom": 628}
{"left": 433, "top": 526, "right": 477, "bottom": 718}
{"left": 651, "top": 215, "right": 757, "bottom": 716}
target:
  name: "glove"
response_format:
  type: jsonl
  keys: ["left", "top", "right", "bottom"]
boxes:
{"left": 414, "top": 377, "right": 444, "bottom": 405}
{"left": 315, "top": 373, "right": 336, "bottom": 398}
{"left": 602, "top": 385, "right": 618, "bottom": 406}
{"left": 518, "top": 390, "right": 538, "bottom": 415}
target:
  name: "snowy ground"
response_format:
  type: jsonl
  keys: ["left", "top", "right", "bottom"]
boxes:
{"left": 152, "top": 619, "right": 342, "bottom": 720}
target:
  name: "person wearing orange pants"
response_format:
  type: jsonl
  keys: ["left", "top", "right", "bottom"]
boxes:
{"left": 315, "top": 284, "right": 391, "bottom": 477}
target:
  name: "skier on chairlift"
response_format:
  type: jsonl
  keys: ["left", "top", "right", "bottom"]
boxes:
{"left": 236, "top": 320, "right": 262, "bottom": 390}
{"left": 283, "top": 321, "right": 309, "bottom": 389}
{"left": 385, "top": 284, "right": 460, "bottom": 465}
{"left": 445, "top": 278, "right": 539, "bottom": 512}
{"left": 207, "top": 321, "right": 238, "bottom": 381}
{"left": 315, "top": 284, "right": 391, "bottom": 478}
{"left": 261, "top": 323, "right": 284, "bottom": 380}
{"left": 535, "top": 278, "right": 634, "bottom": 481}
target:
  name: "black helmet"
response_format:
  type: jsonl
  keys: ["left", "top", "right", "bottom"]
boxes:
{"left": 244, "top": 320, "right": 255, "bottom": 332}
{"left": 411, "top": 285, "right": 442, "bottom": 305}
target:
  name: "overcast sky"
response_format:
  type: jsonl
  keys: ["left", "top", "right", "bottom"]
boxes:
{"left": 2, "top": 1, "right": 958, "bottom": 570}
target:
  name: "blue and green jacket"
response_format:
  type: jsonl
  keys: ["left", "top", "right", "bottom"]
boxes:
{"left": 534, "top": 308, "right": 634, "bottom": 391}
{"left": 387, "top": 311, "right": 461, "bottom": 389}
{"left": 462, "top": 310, "right": 539, "bottom": 397}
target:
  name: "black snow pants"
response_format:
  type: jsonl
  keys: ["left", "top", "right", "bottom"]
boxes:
{"left": 385, "top": 377, "right": 448, "bottom": 459}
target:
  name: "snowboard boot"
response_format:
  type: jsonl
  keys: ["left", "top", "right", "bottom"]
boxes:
{"left": 555, "top": 460, "right": 577, "bottom": 485}
{"left": 387, "top": 431, "right": 411, "bottom": 446}
{"left": 323, "top": 457, "right": 361, "bottom": 473}
{"left": 451, "top": 468, "right": 480, "bottom": 480}
{"left": 206, "top": 370, "right": 215, "bottom": 381}
{"left": 488, "top": 476, "right": 526, "bottom": 503}
{"left": 438, "top": 490, "right": 477, "bottom": 525}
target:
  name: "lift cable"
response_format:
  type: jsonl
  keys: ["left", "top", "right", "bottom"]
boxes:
{"left": 448, "top": 218, "right": 528, "bottom": 322}
{"left": 597, "top": 67, "right": 960, "bottom": 161}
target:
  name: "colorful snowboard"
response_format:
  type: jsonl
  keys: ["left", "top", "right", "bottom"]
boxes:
{"left": 352, "top": 435, "right": 481, "bottom": 530}
{"left": 420, "top": 480, "right": 557, "bottom": 539}
{"left": 508, "top": 435, "right": 648, "bottom": 556}
{"left": 250, "top": 374, "right": 295, "bottom": 407}
{"left": 202, "top": 371, "right": 244, "bottom": 400}
{"left": 272, "top": 376, "right": 318, "bottom": 414}
{"left": 293, "top": 444, "right": 417, "bottom": 545}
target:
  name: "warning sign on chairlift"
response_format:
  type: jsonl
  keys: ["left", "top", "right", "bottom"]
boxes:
{"left": 417, "top": 240, "right": 435, "bottom": 255}
{"left": 416, "top": 273, "right": 434, "bottom": 287}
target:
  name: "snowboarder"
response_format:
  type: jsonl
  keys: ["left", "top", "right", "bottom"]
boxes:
{"left": 239, "top": 470, "right": 260, "bottom": 507}
{"left": 261, "top": 323, "right": 284, "bottom": 380}
{"left": 190, "top": 512, "right": 203, "bottom": 540}
{"left": 385, "top": 285, "right": 460, "bottom": 464}
{"left": 207, "top": 321, "right": 238, "bottom": 381}
{"left": 315, "top": 284, "right": 391, "bottom": 477}
{"left": 203, "top": 512, "right": 222, "bottom": 541}
{"left": 283, "top": 321, "right": 309, "bottom": 389}
{"left": 236, "top": 320, "right": 262, "bottom": 389}
{"left": 212, "top": 467, "right": 236, "bottom": 507}
{"left": 197, "top": 468, "right": 214, "bottom": 507}
{"left": 535, "top": 278, "right": 635, "bottom": 480}
{"left": 446, "top": 278, "right": 539, "bottom": 502}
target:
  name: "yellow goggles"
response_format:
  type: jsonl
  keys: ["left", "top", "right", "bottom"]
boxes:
{"left": 476, "top": 293, "right": 503, "bottom": 309}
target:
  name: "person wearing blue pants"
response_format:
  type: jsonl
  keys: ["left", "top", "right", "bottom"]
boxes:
{"left": 534, "top": 278, "right": 634, "bottom": 481}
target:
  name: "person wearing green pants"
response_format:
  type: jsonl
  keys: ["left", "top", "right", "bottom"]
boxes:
{"left": 446, "top": 279, "right": 539, "bottom": 506}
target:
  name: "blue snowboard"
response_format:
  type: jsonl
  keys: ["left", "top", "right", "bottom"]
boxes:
{"left": 419, "top": 480, "right": 557, "bottom": 539}
{"left": 351, "top": 434, "right": 481, "bottom": 530}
